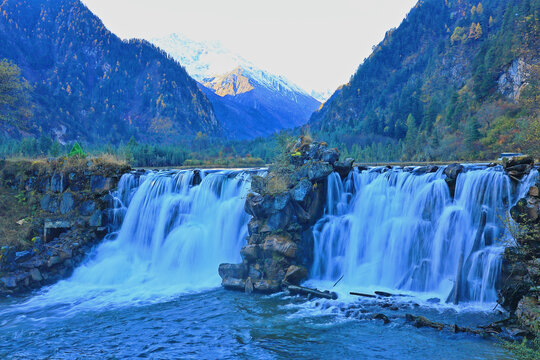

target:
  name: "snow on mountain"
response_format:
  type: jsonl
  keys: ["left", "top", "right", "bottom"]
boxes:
{"left": 151, "top": 33, "right": 317, "bottom": 100}
{"left": 150, "top": 33, "right": 322, "bottom": 139}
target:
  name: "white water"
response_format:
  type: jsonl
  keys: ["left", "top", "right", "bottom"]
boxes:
{"left": 16, "top": 169, "right": 254, "bottom": 311}
{"left": 311, "top": 166, "right": 538, "bottom": 305}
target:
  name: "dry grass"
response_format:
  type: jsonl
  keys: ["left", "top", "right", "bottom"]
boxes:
{"left": 0, "top": 186, "right": 39, "bottom": 250}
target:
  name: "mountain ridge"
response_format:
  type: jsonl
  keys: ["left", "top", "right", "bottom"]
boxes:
{"left": 0, "top": 0, "right": 221, "bottom": 143}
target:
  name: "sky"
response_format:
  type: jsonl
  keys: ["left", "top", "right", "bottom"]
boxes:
{"left": 82, "top": 0, "right": 418, "bottom": 96}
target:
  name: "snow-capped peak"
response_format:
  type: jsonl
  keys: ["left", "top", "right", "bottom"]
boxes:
{"left": 150, "top": 33, "right": 314, "bottom": 98}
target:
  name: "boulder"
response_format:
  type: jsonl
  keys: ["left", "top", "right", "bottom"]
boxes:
{"left": 240, "top": 245, "right": 260, "bottom": 262}
{"left": 14, "top": 250, "right": 32, "bottom": 263}
{"left": 334, "top": 158, "right": 354, "bottom": 179}
{"left": 321, "top": 149, "right": 340, "bottom": 165}
{"left": 250, "top": 175, "right": 266, "bottom": 195}
{"left": 263, "top": 235, "right": 297, "bottom": 258}
{"left": 40, "top": 194, "right": 58, "bottom": 213}
{"left": 283, "top": 265, "right": 308, "bottom": 285}
{"left": 0, "top": 276, "right": 17, "bottom": 288}
{"left": 89, "top": 210, "right": 103, "bottom": 227}
{"left": 291, "top": 179, "right": 313, "bottom": 203}
{"left": 221, "top": 278, "right": 246, "bottom": 291}
{"left": 218, "top": 263, "right": 246, "bottom": 280}
{"left": 50, "top": 172, "right": 67, "bottom": 193}
{"left": 245, "top": 194, "right": 271, "bottom": 219}
{"left": 90, "top": 175, "right": 115, "bottom": 192}
{"left": 80, "top": 200, "right": 96, "bottom": 216}
{"left": 253, "top": 280, "right": 281, "bottom": 293}
{"left": 44, "top": 220, "right": 71, "bottom": 242}
{"left": 247, "top": 218, "right": 260, "bottom": 236}
{"left": 30, "top": 268, "right": 43, "bottom": 282}
{"left": 443, "top": 163, "right": 464, "bottom": 181}
{"left": 60, "top": 192, "right": 75, "bottom": 214}
{"left": 503, "top": 155, "right": 534, "bottom": 168}
{"left": 306, "top": 162, "right": 333, "bottom": 182}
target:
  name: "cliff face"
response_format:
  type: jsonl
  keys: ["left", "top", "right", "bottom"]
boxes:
{"left": 219, "top": 137, "right": 353, "bottom": 293}
{"left": 0, "top": 157, "right": 130, "bottom": 295}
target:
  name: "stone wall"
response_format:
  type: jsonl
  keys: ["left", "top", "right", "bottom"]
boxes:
{"left": 219, "top": 138, "right": 354, "bottom": 293}
{"left": 0, "top": 157, "right": 130, "bottom": 295}
{"left": 499, "top": 155, "right": 540, "bottom": 336}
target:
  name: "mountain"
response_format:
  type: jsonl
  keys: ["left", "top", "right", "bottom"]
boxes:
{"left": 310, "top": 0, "right": 539, "bottom": 161}
{"left": 0, "top": 0, "right": 221, "bottom": 143}
{"left": 151, "top": 34, "right": 321, "bottom": 139}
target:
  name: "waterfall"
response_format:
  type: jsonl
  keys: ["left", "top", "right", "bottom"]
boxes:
{"left": 311, "top": 166, "right": 538, "bottom": 304}
{"left": 19, "top": 169, "right": 255, "bottom": 309}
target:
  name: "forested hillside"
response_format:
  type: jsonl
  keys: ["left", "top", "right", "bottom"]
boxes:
{"left": 0, "top": 0, "right": 221, "bottom": 143}
{"left": 311, "top": 0, "right": 539, "bottom": 161}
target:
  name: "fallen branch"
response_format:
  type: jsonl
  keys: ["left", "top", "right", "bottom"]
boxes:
{"left": 286, "top": 283, "right": 338, "bottom": 300}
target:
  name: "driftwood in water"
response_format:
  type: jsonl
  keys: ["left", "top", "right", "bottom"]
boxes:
{"left": 286, "top": 284, "right": 338, "bottom": 300}
{"left": 405, "top": 314, "right": 444, "bottom": 330}
{"left": 350, "top": 292, "right": 376, "bottom": 298}
{"left": 374, "top": 291, "right": 393, "bottom": 297}
{"left": 405, "top": 313, "right": 504, "bottom": 336}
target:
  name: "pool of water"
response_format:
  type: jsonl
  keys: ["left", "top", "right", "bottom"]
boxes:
{"left": 0, "top": 287, "right": 510, "bottom": 359}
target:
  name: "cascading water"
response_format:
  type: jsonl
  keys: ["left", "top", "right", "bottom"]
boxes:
{"left": 16, "top": 169, "right": 256, "bottom": 310}
{"left": 311, "top": 165, "right": 538, "bottom": 304}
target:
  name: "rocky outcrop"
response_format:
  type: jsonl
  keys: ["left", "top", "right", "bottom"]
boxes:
{"left": 0, "top": 157, "right": 130, "bottom": 295}
{"left": 499, "top": 157, "right": 540, "bottom": 336}
{"left": 219, "top": 138, "right": 350, "bottom": 294}
{"left": 497, "top": 57, "right": 534, "bottom": 101}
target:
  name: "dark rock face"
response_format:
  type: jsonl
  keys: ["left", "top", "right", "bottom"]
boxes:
{"left": 499, "top": 161, "right": 540, "bottom": 335}
{"left": 503, "top": 155, "right": 534, "bottom": 180}
{"left": 443, "top": 163, "right": 464, "bottom": 197}
{"left": 0, "top": 158, "right": 129, "bottom": 296}
{"left": 219, "top": 137, "right": 347, "bottom": 294}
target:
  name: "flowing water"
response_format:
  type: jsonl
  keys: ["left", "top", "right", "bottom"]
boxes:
{"left": 0, "top": 166, "right": 537, "bottom": 359}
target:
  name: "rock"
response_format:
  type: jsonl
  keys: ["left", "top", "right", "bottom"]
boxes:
{"left": 427, "top": 297, "right": 441, "bottom": 304}
{"left": 90, "top": 175, "right": 114, "bottom": 192}
{"left": 443, "top": 163, "right": 464, "bottom": 181}
{"left": 373, "top": 313, "right": 391, "bottom": 324}
{"left": 60, "top": 192, "right": 75, "bottom": 214}
{"left": 413, "top": 165, "right": 438, "bottom": 174}
{"left": 530, "top": 186, "right": 539, "bottom": 197}
{"left": 218, "top": 263, "right": 246, "bottom": 279}
{"left": 221, "top": 278, "right": 246, "bottom": 291}
{"left": 250, "top": 175, "right": 266, "bottom": 195}
{"left": 273, "top": 193, "right": 290, "bottom": 211}
{"left": 40, "top": 194, "right": 58, "bottom": 213}
{"left": 245, "top": 277, "right": 254, "bottom": 294}
{"left": 253, "top": 280, "right": 281, "bottom": 293}
{"left": 321, "top": 149, "right": 340, "bottom": 165}
{"left": 30, "top": 268, "right": 43, "bottom": 282}
{"left": 511, "top": 198, "right": 539, "bottom": 224}
{"left": 516, "top": 296, "right": 540, "bottom": 334}
{"left": 80, "top": 200, "right": 96, "bottom": 216}
{"left": 14, "top": 251, "right": 32, "bottom": 263}
{"left": 333, "top": 158, "right": 354, "bottom": 178}
{"left": 305, "top": 162, "right": 333, "bottom": 182}
{"left": 291, "top": 179, "right": 312, "bottom": 203}
{"left": 1, "top": 276, "right": 17, "bottom": 288}
{"left": 503, "top": 155, "right": 534, "bottom": 168}
{"left": 50, "top": 172, "right": 67, "bottom": 193}
{"left": 89, "top": 210, "right": 102, "bottom": 227}
{"left": 44, "top": 220, "right": 71, "bottom": 242}
{"left": 47, "top": 255, "right": 62, "bottom": 268}
{"left": 245, "top": 194, "right": 271, "bottom": 219}
{"left": 191, "top": 170, "right": 202, "bottom": 186}
{"left": 247, "top": 218, "right": 260, "bottom": 236}
{"left": 263, "top": 235, "right": 297, "bottom": 258}
{"left": 283, "top": 265, "right": 308, "bottom": 285}
{"left": 240, "top": 245, "right": 260, "bottom": 262}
